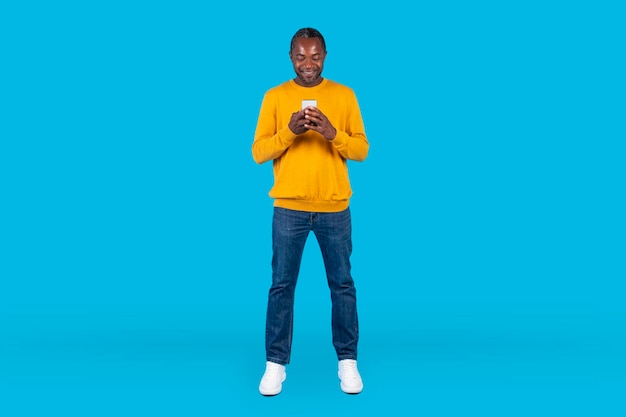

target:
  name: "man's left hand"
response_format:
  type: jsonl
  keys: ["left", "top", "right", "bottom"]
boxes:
{"left": 303, "top": 108, "right": 337, "bottom": 141}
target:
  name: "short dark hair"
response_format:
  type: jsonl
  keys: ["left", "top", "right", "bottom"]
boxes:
{"left": 290, "top": 27, "right": 326, "bottom": 52}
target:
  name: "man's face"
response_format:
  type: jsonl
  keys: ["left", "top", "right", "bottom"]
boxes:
{"left": 290, "top": 37, "right": 326, "bottom": 87}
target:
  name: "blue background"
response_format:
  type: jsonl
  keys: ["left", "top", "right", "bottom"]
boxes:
{"left": 1, "top": 1, "right": 624, "bottom": 415}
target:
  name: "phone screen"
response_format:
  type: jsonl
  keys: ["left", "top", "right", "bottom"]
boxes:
{"left": 302, "top": 99, "right": 317, "bottom": 110}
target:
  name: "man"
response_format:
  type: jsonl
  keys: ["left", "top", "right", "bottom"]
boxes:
{"left": 252, "top": 27, "right": 369, "bottom": 396}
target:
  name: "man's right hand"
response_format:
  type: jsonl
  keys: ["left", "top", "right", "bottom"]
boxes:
{"left": 288, "top": 110, "right": 309, "bottom": 135}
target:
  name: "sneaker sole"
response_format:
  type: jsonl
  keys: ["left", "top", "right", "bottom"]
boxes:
{"left": 259, "top": 374, "right": 286, "bottom": 396}
{"left": 340, "top": 383, "right": 363, "bottom": 394}
{"left": 339, "top": 373, "right": 363, "bottom": 394}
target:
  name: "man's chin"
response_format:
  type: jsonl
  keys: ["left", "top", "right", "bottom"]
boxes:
{"left": 298, "top": 75, "right": 322, "bottom": 86}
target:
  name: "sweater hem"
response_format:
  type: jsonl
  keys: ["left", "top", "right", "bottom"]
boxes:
{"left": 274, "top": 199, "right": 349, "bottom": 213}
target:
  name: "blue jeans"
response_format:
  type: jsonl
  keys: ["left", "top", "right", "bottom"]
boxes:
{"left": 265, "top": 207, "right": 359, "bottom": 365}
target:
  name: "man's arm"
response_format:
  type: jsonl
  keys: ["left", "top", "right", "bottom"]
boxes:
{"left": 334, "top": 92, "right": 369, "bottom": 162}
{"left": 252, "top": 93, "right": 305, "bottom": 164}
{"left": 329, "top": 130, "right": 369, "bottom": 162}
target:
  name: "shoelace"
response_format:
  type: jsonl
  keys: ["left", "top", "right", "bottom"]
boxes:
{"left": 264, "top": 364, "right": 284, "bottom": 378}
{"left": 340, "top": 361, "right": 359, "bottom": 379}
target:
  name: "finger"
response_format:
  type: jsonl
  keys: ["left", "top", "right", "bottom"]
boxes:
{"left": 310, "top": 109, "right": 325, "bottom": 119}
{"left": 305, "top": 112, "right": 320, "bottom": 122}
{"left": 307, "top": 117, "right": 323, "bottom": 127}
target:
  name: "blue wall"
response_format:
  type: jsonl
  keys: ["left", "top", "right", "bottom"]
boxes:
{"left": 2, "top": 1, "right": 624, "bottom": 416}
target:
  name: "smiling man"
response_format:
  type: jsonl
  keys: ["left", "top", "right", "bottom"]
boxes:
{"left": 252, "top": 27, "right": 369, "bottom": 396}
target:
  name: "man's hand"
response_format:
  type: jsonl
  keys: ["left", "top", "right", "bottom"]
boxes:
{"left": 288, "top": 110, "right": 309, "bottom": 135}
{"left": 303, "top": 107, "right": 337, "bottom": 141}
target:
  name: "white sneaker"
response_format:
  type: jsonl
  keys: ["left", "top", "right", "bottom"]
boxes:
{"left": 259, "top": 361, "right": 286, "bottom": 396}
{"left": 338, "top": 359, "right": 363, "bottom": 394}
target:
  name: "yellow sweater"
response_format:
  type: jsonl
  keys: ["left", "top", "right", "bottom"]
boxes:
{"left": 252, "top": 79, "right": 369, "bottom": 212}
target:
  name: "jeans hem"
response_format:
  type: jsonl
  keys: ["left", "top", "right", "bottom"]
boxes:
{"left": 266, "top": 357, "right": 289, "bottom": 366}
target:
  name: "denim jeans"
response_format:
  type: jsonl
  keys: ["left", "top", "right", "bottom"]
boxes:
{"left": 265, "top": 207, "right": 359, "bottom": 365}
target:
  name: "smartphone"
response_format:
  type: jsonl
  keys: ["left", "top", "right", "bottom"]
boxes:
{"left": 302, "top": 99, "right": 317, "bottom": 110}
